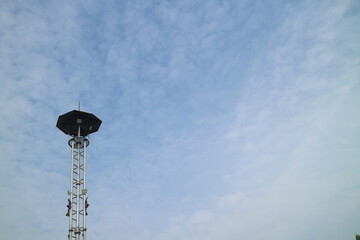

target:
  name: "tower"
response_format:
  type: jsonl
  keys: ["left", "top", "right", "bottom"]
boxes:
{"left": 57, "top": 107, "right": 102, "bottom": 240}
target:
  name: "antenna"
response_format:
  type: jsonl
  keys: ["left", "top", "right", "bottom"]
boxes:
{"left": 56, "top": 107, "right": 102, "bottom": 240}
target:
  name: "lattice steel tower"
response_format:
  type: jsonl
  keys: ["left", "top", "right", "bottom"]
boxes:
{"left": 57, "top": 107, "right": 102, "bottom": 240}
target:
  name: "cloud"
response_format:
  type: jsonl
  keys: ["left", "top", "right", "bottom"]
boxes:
{"left": 0, "top": 0, "right": 359, "bottom": 239}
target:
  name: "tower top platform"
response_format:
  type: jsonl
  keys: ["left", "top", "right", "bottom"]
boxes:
{"left": 56, "top": 110, "right": 102, "bottom": 137}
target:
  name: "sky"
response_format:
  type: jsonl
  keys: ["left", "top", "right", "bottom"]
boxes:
{"left": 0, "top": 0, "right": 359, "bottom": 239}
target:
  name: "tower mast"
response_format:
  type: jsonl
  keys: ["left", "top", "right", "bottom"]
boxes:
{"left": 57, "top": 108, "right": 102, "bottom": 240}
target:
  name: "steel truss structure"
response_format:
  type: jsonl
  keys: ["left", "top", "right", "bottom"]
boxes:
{"left": 57, "top": 108, "right": 102, "bottom": 240}
{"left": 67, "top": 133, "right": 89, "bottom": 240}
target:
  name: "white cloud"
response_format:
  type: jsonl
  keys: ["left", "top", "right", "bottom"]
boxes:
{"left": 0, "top": 0, "right": 359, "bottom": 239}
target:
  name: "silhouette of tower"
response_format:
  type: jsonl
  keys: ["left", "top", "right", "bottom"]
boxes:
{"left": 57, "top": 106, "right": 102, "bottom": 240}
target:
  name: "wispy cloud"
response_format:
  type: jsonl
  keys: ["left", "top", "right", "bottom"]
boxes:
{"left": 0, "top": 0, "right": 359, "bottom": 239}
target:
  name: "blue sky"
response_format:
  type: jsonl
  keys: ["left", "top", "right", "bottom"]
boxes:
{"left": 0, "top": 0, "right": 359, "bottom": 239}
